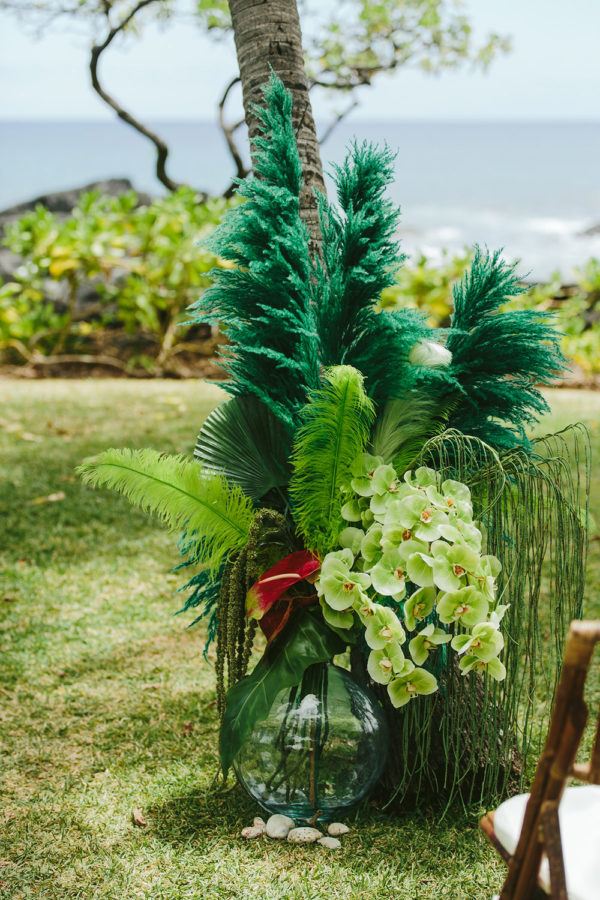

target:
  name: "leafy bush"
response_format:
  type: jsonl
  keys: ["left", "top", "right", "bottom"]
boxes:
{"left": 1, "top": 188, "right": 230, "bottom": 371}
{"left": 2, "top": 195, "right": 599, "bottom": 377}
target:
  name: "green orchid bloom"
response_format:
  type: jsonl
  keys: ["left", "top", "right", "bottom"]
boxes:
{"left": 403, "top": 467, "right": 440, "bottom": 489}
{"left": 403, "top": 585, "right": 437, "bottom": 630}
{"left": 356, "top": 594, "right": 377, "bottom": 621}
{"left": 341, "top": 497, "right": 363, "bottom": 522}
{"left": 364, "top": 605, "right": 406, "bottom": 650}
{"left": 361, "top": 524, "right": 384, "bottom": 565}
{"left": 405, "top": 550, "right": 435, "bottom": 587}
{"left": 436, "top": 517, "right": 483, "bottom": 550}
{"left": 367, "top": 642, "right": 406, "bottom": 684}
{"left": 319, "top": 549, "right": 371, "bottom": 610}
{"left": 349, "top": 452, "right": 384, "bottom": 497}
{"left": 387, "top": 662, "right": 438, "bottom": 708}
{"left": 339, "top": 526, "right": 365, "bottom": 556}
{"left": 409, "top": 623, "right": 452, "bottom": 665}
{"left": 360, "top": 504, "right": 375, "bottom": 529}
{"left": 430, "top": 540, "right": 480, "bottom": 592}
{"left": 370, "top": 547, "right": 409, "bottom": 598}
{"left": 425, "top": 478, "right": 473, "bottom": 520}
{"left": 459, "top": 654, "right": 506, "bottom": 681}
{"left": 320, "top": 595, "right": 354, "bottom": 630}
{"left": 369, "top": 464, "right": 407, "bottom": 516}
{"left": 471, "top": 554, "right": 502, "bottom": 600}
{"left": 451, "top": 621, "right": 504, "bottom": 661}
{"left": 436, "top": 584, "right": 489, "bottom": 627}
{"left": 383, "top": 491, "right": 448, "bottom": 541}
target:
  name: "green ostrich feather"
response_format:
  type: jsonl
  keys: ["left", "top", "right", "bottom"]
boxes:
{"left": 290, "top": 365, "right": 375, "bottom": 556}
{"left": 77, "top": 448, "right": 254, "bottom": 574}
{"left": 187, "top": 73, "right": 320, "bottom": 430}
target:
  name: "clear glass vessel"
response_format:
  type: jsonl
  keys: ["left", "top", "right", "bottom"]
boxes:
{"left": 233, "top": 662, "right": 388, "bottom": 822}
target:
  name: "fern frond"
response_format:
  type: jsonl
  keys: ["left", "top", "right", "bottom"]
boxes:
{"left": 370, "top": 392, "right": 446, "bottom": 473}
{"left": 289, "top": 366, "right": 375, "bottom": 555}
{"left": 77, "top": 449, "right": 254, "bottom": 572}
{"left": 187, "top": 74, "right": 319, "bottom": 430}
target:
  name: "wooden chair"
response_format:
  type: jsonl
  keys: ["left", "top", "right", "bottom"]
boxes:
{"left": 481, "top": 620, "right": 600, "bottom": 900}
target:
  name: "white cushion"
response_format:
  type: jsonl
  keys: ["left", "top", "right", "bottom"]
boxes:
{"left": 494, "top": 785, "right": 600, "bottom": 900}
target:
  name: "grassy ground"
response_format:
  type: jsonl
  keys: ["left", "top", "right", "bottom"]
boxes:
{"left": 1, "top": 380, "right": 598, "bottom": 900}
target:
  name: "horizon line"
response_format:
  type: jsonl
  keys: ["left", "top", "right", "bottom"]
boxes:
{"left": 2, "top": 117, "right": 600, "bottom": 126}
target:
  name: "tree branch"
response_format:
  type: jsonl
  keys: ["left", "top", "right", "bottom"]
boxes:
{"left": 89, "top": 0, "right": 197, "bottom": 195}
{"left": 318, "top": 96, "right": 358, "bottom": 146}
{"left": 218, "top": 76, "right": 249, "bottom": 197}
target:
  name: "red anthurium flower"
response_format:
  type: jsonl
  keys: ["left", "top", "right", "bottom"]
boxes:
{"left": 246, "top": 550, "right": 321, "bottom": 621}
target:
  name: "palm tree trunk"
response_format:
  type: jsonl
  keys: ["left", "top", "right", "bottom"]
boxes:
{"left": 228, "top": 0, "right": 325, "bottom": 251}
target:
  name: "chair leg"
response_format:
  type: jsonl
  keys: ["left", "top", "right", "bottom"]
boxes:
{"left": 539, "top": 801, "right": 567, "bottom": 900}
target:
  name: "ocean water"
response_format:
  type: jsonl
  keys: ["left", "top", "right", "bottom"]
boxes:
{"left": 2, "top": 120, "right": 600, "bottom": 279}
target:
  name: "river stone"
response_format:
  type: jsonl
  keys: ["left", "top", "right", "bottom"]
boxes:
{"left": 241, "top": 825, "right": 263, "bottom": 839}
{"left": 287, "top": 827, "right": 322, "bottom": 844}
{"left": 265, "top": 814, "right": 295, "bottom": 839}
{"left": 253, "top": 817, "right": 266, "bottom": 833}
{"left": 318, "top": 836, "right": 342, "bottom": 850}
{"left": 327, "top": 822, "right": 350, "bottom": 836}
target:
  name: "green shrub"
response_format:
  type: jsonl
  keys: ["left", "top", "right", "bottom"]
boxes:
{"left": 2, "top": 198, "right": 599, "bottom": 377}
{"left": 1, "top": 188, "right": 230, "bottom": 370}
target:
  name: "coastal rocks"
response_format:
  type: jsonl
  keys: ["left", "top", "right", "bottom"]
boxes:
{"left": 327, "top": 822, "right": 350, "bottom": 837}
{"left": 0, "top": 178, "right": 152, "bottom": 227}
{"left": 265, "top": 814, "right": 295, "bottom": 839}
{"left": 318, "top": 836, "right": 342, "bottom": 850}
{"left": 287, "top": 827, "right": 322, "bottom": 844}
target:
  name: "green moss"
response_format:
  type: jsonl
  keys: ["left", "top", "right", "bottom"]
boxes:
{"left": 1, "top": 379, "right": 598, "bottom": 899}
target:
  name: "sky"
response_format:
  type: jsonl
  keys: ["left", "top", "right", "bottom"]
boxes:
{"left": 1, "top": 0, "right": 599, "bottom": 122}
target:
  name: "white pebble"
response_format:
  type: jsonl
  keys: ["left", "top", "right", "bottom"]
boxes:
{"left": 253, "top": 817, "right": 266, "bottom": 833}
{"left": 287, "top": 826, "right": 322, "bottom": 844}
{"left": 318, "top": 836, "right": 342, "bottom": 850}
{"left": 241, "top": 825, "right": 263, "bottom": 840}
{"left": 265, "top": 814, "right": 295, "bottom": 839}
{"left": 327, "top": 822, "right": 350, "bottom": 836}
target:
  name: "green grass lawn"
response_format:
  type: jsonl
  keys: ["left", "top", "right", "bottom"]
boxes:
{"left": 1, "top": 380, "right": 598, "bottom": 900}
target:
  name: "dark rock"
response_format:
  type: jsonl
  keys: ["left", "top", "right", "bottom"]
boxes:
{"left": 579, "top": 222, "right": 600, "bottom": 237}
{"left": 0, "top": 178, "right": 153, "bottom": 226}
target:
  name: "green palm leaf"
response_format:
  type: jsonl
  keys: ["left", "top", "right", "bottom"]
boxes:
{"left": 194, "top": 396, "right": 292, "bottom": 502}
{"left": 371, "top": 392, "right": 446, "bottom": 474}
{"left": 77, "top": 448, "right": 254, "bottom": 572}
{"left": 289, "top": 365, "right": 375, "bottom": 555}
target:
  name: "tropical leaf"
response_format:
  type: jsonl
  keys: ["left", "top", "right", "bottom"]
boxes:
{"left": 220, "top": 609, "right": 345, "bottom": 774}
{"left": 370, "top": 392, "right": 447, "bottom": 473}
{"left": 77, "top": 448, "right": 253, "bottom": 572}
{"left": 289, "top": 365, "right": 375, "bottom": 556}
{"left": 194, "top": 395, "right": 292, "bottom": 502}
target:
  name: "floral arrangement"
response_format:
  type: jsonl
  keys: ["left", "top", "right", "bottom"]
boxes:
{"left": 78, "top": 75, "right": 588, "bottom": 808}
{"left": 318, "top": 461, "right": 506, "bottom": 707}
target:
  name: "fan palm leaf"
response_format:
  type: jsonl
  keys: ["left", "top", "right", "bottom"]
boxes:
{"left": 194, "top": 396, "right": 292, "bottom": 502}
